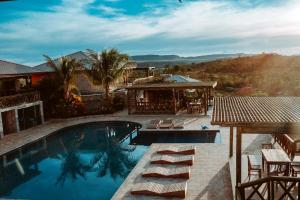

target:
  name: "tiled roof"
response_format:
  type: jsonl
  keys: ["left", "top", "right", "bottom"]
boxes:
{"left": 166, "top": 75, "right": 199, "bottom": 83}
{"left": 0, "top": 60, "right": 41, "bottom": 75}
{"left": 211, "top": 97, "right": 300, "bottom": 126}
{"left": 34, "top": 51, "right": 92, "bottom": 72}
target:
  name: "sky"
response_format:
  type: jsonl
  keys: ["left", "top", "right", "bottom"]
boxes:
{"left": 0, "top": 0, "right": 300, "bottom": 66}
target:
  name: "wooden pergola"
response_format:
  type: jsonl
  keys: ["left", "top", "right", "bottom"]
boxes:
{"left": 211, "top": 96, "right": 300, "bottom": 185}
{"left": 127, "top": 81, "right": 217, "bottom": 115}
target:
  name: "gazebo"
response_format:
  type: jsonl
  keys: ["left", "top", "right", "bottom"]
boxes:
{"left": 127, "top": 81, "right": 217, "bottom": 115}
{"left": 211, "top": 96, "right": 300, "bottom": 185}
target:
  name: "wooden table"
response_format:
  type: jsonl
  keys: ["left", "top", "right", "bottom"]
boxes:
{"left": 262, "top": 149, "right": 291, "bottom": 176}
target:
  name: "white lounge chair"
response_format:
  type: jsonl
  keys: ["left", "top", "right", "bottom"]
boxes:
{"left": 173, "top": 120, "right": 185, "bottom": 129}
{"left": 151, "top": 155, "right": 194, "bottom": 166}
{"left": 159, "top": 119, "right": 174, "bottom": 129}
{"left": 146, "top": 119, "right": 161, "bottom": 129}
{"left": 142, "top": 166, "right": 190, "bottom": 179}
{"left": 157, "top": 145, "right": 196, "bottom": 155}
{"left": 131, "top": 182, "right": 187, "bottom": 198}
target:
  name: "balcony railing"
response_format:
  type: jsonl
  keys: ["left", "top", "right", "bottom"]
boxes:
{"left": 0, "top": 91, "right": 40, "bottom": 109}
{"left": 236, "top": 176, "right": 300, "bottom": 200}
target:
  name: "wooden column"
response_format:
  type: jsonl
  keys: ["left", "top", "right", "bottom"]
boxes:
{"left": 229, "top": 127, "right": 233, "bottom": 157}
{"left": 204, "top": 88, "right": 208, "bottom": 115}
{"left": 172, "top": 88, "right": 176, "bottom": 114}
{"left": 127, "top": 90, "right": 132, "bottom": 115}
{"left": 236, "top": 127, "right": 242, "bottom": 185}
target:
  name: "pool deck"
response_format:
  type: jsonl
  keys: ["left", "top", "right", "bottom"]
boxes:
{"left": 0, "top": 108, "right": 271, "bottom": 198}
{"left": 112, "top": 143, "right": 233, "bottom": 200}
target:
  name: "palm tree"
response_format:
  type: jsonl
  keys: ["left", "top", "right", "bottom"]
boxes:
{"left": 87, "top": 49, "right": 129, "bottom": 103}
{"left": 56, "top": 133, "right": 91, "bottom": 186}
{"left": 89, "top": 128, "right": 137, "bottom": 179}
{"left": 44, "top": 55, "right": 82, "bottom": 103}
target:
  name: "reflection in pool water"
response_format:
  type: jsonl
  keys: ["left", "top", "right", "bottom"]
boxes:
{"left": 0, "top": 121, "right": 147, "bottom": 200}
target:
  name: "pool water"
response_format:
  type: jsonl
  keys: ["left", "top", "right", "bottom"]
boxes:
{"left": 0, "top": 121, "right": 147, "bottom": 200}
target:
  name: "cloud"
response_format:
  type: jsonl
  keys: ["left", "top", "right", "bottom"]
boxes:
{"left": 0, "top": 0, "right": 300, "bottom": 64}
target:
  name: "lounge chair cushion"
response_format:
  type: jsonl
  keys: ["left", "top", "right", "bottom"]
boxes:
{"left": 131, "top": 182, "right": 187, "bottom": 198}
{"left": 157, "top": 145, "right": 196, "bottom": 155}
{"left": 142, "top": 166, "right": 190, "bottom": 179}
{"left": 151, "top": 155, "right": 194, "bottom": 166}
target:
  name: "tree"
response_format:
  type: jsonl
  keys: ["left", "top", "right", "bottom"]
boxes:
{"left": 44, "top": 55, "right": 82, "bottom": 103}
{"left": 87, "top": 49, "right": 129, "bottom": 103}
{"left": 89, "top": 128, "right": 137, "bottom": 179}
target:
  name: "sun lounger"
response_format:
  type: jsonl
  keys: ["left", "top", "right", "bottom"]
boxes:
{"left": 157, "top": 145, "right": 196, "bottom": 155}
{"left": 151, "top": 155, "right": 194, "bottom": 166}
{"left": 173, "top": 121, "right": 184, "bottom": 129}
{"left": 159, "top": 119, "right": 174, "bottom": 129}
{"left": 142, "top": 166, "right": 190, "bottom": 179}
{"left": 131, "top": 182, "right": 187, "bottom": 198}
{"left": 146, "top": 119, "right": 161, "bottom": 129}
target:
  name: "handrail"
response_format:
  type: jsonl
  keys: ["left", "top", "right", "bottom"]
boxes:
{"left": 237, "top": 176, "right": 300, "bottom": 200}
{"left": 0, "top": 91, "right": 40, "bottom": 109}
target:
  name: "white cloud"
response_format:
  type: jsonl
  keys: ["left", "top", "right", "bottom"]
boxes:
{"left": 1, "top": 0, "right": 300, "bottom": 64}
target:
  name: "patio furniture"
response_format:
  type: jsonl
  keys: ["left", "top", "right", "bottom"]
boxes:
{"left": 261, "top": 143, "right": 273, "bottom": 149}
{"left": 146, "top": 119, "right": 161, "bottom": 129}
{"left": 151, "top": 155, "right": 194, "bottom": 166}
{"left": 262, "top": 149, "right": 291, "bottom": 176}
{"left": 159, "top": 119, "right": 174, "bottom": 129}
{"left": 142, "top": 166, "right": 190, "bottom": 179}
{"left": 157, "top": 145, "right": 196, "bottom": 155}
{"left": 247, "top": 155, "right": 262, "bottom": 181}
{"left": 131, "top": 182, "right": 187, "bottom": 198}
{"left": 173, "top": 120, "right": 184, "bottom": 129}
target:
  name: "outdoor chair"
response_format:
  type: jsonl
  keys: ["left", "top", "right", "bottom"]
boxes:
{"left": 173, "top": 120, "right": 184, "bottom": 129}
{"left": 142, "top": 166, "right": 190, "bottom": 179}
{"left": 291, "top": 163, "right": 300, "bottom": 177}
{"left": 151, "top": 155, "right": 194, "bottom": 166}
{"left": 146, "top": 119, "right": 161, "bottom": 129}
{"left": 261, "top": 143, "right": 273, "bottom": 149}
{"left": 131, "top": 182, "right": 187, "bottom": 198}
{"left": 159, "top": 119, "right": 174, "bottom": 129}
{"left": 157, "top": 145, "right": 196, "bottom": 155}
{"left": 247, "top": 155, "right": 262, "bottom": 181}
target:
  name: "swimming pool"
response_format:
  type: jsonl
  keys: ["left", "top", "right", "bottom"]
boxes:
{"left": 0, "top": 121, "right": 147, "bottom": 200}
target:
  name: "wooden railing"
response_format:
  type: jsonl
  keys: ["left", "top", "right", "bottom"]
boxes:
{"left": 236, "top": 176, "right": 300, "bottom": 200}
{"left": 0, "top": 91, "right": 40, "bottom": 109}
{"left": 273, "top": 134, "right": 296, "bottom": 159}
{"left": 135, "top": 101, "right": 176, "bottom": 114}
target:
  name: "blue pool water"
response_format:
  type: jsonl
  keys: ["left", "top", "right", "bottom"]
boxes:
{"left": 0, "top": 121, "right": 147, "bottom": 200}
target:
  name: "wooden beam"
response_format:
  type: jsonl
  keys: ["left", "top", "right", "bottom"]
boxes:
{"left": 236, "top": 127, "right": 242, "bottom": 185}
{"left": 229, "top": 127, "right": 233, "bottom": 157}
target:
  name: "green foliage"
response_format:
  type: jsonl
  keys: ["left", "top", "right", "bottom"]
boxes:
{"left": 87, "top": 49, "right": 129, "bottom": 103}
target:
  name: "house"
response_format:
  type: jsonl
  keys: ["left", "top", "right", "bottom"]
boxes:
{"left": 0, "top": 60, "right": 44, "bottom": 139}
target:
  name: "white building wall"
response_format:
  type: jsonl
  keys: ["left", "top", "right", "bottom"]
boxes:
{"left": 0, "top": 101, "right": 44, "bottom": 139}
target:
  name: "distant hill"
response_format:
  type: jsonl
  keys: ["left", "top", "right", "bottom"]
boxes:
{"left": 130, "top": 53, "right": 250, "bottom": 68}
{"left": 173, "top": 53, "right": 300, "bottom": 96}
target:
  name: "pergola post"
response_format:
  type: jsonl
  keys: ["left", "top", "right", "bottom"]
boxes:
{"left": 204, "top": 87, "right": 208, "bottom": 115}
{"left": 236, "top": 127, "right": 242, "bottom": 185}
{"left": 172, "top": 88, "right": 176, "bottom": 114}
{"left": 229, "top": 126, "right": 233, "bottom": 157}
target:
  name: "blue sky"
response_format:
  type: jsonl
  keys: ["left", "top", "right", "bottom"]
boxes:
{"left": 0, "top": 0, "right": 300, "bottom": 65}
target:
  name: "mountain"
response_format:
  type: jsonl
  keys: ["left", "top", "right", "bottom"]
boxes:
{"left": 130, "top": 53, "right": 250, "bottom": 68}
